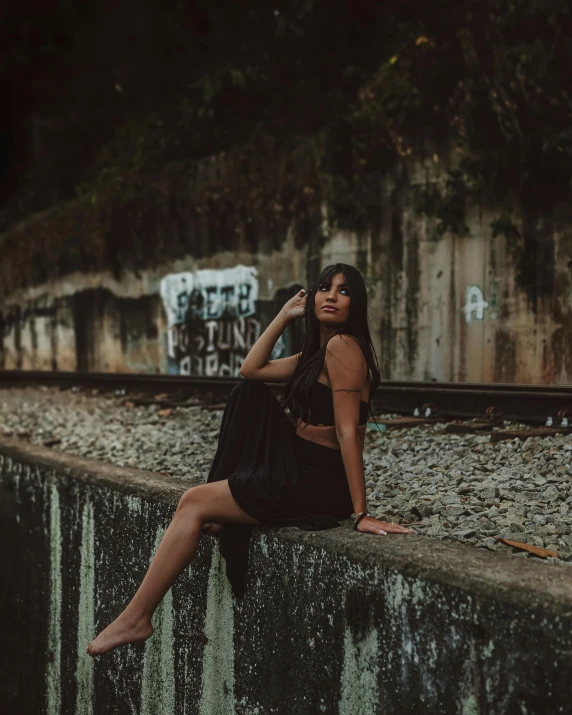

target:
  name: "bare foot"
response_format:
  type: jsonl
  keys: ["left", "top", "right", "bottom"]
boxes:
{"left": 202, "top": 522, "right": 224, "bottom": 536}
{"left": 86, "top": 614, "right": 153, "bottom": 656}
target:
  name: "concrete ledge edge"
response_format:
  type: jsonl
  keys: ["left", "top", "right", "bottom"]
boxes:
{"left": 2, "top": 435, "right": 572, "bottom": 617}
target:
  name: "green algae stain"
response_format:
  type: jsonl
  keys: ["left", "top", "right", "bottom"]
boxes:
{"left": 482, "top": 640, "right": 495, "bottom": 659}
{"left": 199, "top": 542, "right": 236, "bottom": 715}
{"left": 126, "top": 495, "right": 142, "bottom": 514}
{"left": 339, "top": 624, "right": 380, "bottom": 714}
{"left": 75, "top": 501, "right": 95, "bottom": 715}
{"left": 460, "top": 693, "right": 480, "bottom": 715}
{"left": 140, "top": 527, "right": 175, "bottom": 715}
{"left": 46, "top": 482, "right": 62, "bottom": 715}
{"left": 258, "top": 533, "right": 269, "bottom": 558}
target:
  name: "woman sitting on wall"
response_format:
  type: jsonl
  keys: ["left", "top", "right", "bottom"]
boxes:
{"left": 87, "top": 262, "right": 414, "bottom": 656}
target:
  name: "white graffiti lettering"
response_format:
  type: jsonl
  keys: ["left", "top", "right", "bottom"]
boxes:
{"left": 160, "top": 266, "right": 258, "bottom": 327}
{"left": 160, "top": 266, "right": 285, "bottom": 376}
{"left": 463, "top": 285, "right": 489, "bottom": 325}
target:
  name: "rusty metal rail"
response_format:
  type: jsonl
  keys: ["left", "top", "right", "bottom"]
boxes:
{"left": 375, "top": 381, "right": 572, "bottom": 425}
{"left": 0, "top": 370, "right": 571, "bottom": 425}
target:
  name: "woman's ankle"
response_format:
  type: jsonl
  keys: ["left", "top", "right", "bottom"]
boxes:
{"left": 120, "top": 607, "right": 152, "bottom": 629}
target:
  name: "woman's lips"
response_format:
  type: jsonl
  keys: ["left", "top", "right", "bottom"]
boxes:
{"left": 322, "top": 306, "right": 338, "bottom": 311}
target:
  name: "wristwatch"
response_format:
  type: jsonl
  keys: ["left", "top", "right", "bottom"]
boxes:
{"left": 352, "top": 510, "right": 373, "bottom": 530}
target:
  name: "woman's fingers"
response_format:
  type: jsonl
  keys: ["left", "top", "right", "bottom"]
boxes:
{"left": 380, "top": 521, "right": 415, "bottom": 534}
{"left": 358, "top": 517, "right": 415, "bottom": 536}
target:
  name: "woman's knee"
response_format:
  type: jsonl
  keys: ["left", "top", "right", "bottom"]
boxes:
{"left": 176, "top": 486, "right": 204, "bottom": 516}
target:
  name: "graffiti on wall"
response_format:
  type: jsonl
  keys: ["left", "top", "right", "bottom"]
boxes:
{"left": 160, "top": 265, "right": 285, "bottom": 376}
{"left": 463, "top": 285, "right": 489, "bottom": 325}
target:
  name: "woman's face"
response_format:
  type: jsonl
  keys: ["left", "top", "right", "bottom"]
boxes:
{"left": 314, "top": 272, "right": 351, "bottom": 324}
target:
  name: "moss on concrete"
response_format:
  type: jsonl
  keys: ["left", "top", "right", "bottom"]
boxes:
{"left": 2, "top": 437, "right": 572, "bottom": 714}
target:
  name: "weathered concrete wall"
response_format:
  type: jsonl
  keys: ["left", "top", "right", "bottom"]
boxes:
{"left": 0, "top": 242, "right": 304, "bottom": 375}
{"left": 371, "top": 153, "right": 572, "bottom": 384}
{"left": 2, "top": 437, "right": 572, "bottom": 714}
{"left": 1, "top": 146, "right": 571, "bottom": 383}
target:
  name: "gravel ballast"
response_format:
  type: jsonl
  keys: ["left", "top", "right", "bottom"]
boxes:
{"left": 1, "top": 385, "right": 571, "bottom": 568}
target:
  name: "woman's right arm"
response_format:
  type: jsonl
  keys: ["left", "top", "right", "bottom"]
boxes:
{"left": 239, "top": 311, "right": 300, "bottom": 382}
{"left": 239, "top": 289, "right": 307, "bottom": 382}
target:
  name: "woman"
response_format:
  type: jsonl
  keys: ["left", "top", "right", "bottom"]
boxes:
{"left": 87, "top": 263, "right": 414, "bottom": 656}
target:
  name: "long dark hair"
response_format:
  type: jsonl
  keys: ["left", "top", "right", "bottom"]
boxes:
{"left": 282, "top": 263, "right": 382, "bottom": 431}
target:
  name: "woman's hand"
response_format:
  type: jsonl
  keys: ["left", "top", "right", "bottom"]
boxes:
{"left": 281, "top": 289, "right": 308, "bottom": 321}
{"left": 356, "top": 516, "right": 415, "bottom": 536}
{"left": 202, "top": 522, "right": 223, "bottom": 536}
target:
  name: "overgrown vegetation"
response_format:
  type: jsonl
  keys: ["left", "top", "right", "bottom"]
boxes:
{"left": 0, "top": 135, "right": 325, "bottom": 298}
{"left": 1, "top": 0, "right": 571, "bottom": 252}
{"left": 327, "top": 0, "right": 572, "bottom": 236}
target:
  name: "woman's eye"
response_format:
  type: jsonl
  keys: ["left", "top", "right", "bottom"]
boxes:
{"left": 319, "top": 284, "right": 349, "bottom": 295}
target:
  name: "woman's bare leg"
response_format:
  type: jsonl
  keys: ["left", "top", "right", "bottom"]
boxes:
{"left": 86, "top": 480, "right": 260, "bottom": 656}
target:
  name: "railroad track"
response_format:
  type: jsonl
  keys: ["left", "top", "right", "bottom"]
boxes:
{"left": 1, "top": 369, "right": 571, "bottom": 426}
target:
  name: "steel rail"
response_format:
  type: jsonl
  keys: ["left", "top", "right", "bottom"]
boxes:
{"left": 0, "top": 370, "right": 571, "bottom": 424}
{"left": 375, "top": 381, "right": 572, "bottom": 425}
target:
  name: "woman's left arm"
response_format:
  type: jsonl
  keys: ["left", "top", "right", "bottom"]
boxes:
{"left": 324, "top": 335, "right": 368, "bottom": 514}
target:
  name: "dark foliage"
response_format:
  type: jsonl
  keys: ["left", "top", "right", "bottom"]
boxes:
{"left": 1, "top": 0, "right": 571, "bottom": 240}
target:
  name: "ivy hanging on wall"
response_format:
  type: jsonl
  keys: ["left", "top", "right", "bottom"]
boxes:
{"left": 0, "top": 0, "right": 571, "bottom": 285}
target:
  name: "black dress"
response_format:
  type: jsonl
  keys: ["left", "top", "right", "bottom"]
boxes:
{"left": 205, "top": 378, "right": 356, "bottom": 598}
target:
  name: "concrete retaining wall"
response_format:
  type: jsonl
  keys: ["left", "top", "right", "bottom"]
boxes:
{"left": 2, "top": 437, "right": 572, "bottom": 714}
{"left": 2, "top": 148, "right": 572, "bottom": 384}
